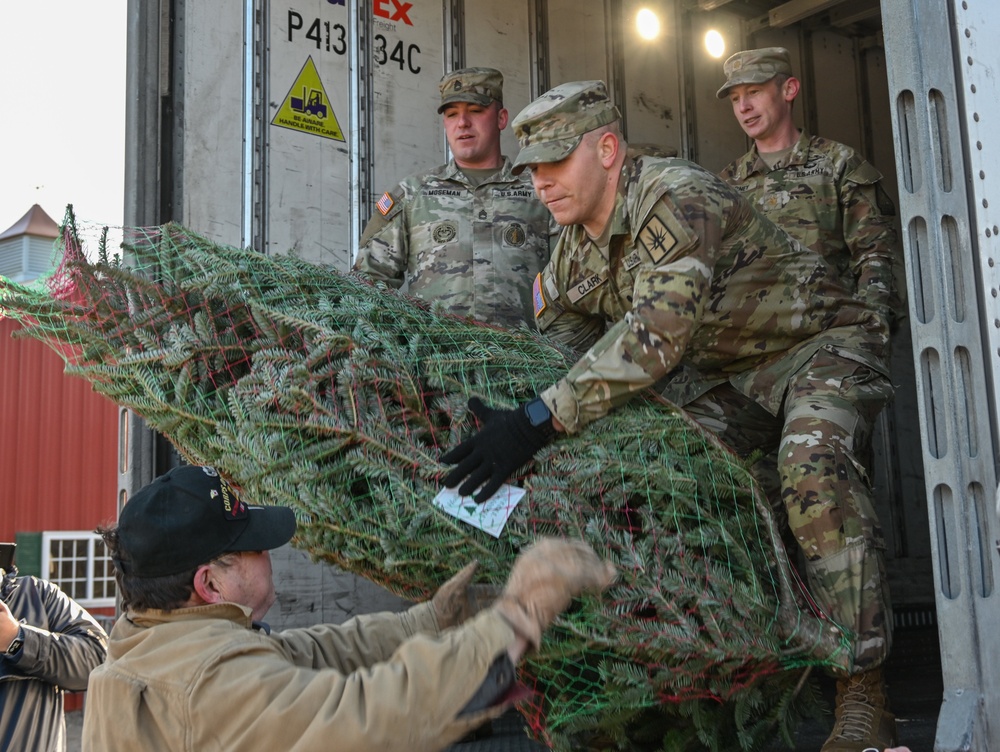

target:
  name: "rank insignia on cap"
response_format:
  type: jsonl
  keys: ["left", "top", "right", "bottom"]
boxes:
{"left": 533, "top": 273, "right": 547, "bottom": 317}
{"left": 376, "top": 192, "right": 395, "bottom": 216}
{"left": 638, "top": 214, "right": 677, "bottom": 264}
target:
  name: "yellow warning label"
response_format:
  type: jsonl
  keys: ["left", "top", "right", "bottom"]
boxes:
{"left": 271, "top": 57, "right": 345, "bottom": 141}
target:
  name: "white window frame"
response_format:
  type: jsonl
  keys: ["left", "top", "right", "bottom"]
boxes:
{"left": 41, "top": 531, "right": 116, "bottom": 608}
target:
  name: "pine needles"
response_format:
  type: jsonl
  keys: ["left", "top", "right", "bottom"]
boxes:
{"left": 0, "top": 215, "right": 850, "bottom": 750}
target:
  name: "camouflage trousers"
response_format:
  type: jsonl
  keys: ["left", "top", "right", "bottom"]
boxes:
{"left": 683, "top": 349, "right": 894, "bottom": 674}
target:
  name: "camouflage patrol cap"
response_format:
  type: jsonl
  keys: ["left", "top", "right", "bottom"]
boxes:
{"left": 716, "top": 47, "right": 793, "bottom": 99}
{"left": 438, "top": 67, "right": 503, "bottom": 113}
{"left": 511, "top": 80, "right": 621, "bottom": 174}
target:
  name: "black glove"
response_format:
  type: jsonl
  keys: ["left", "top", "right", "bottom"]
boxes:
{"left": 441, "top": 397, "right": 557, "bottom": 503}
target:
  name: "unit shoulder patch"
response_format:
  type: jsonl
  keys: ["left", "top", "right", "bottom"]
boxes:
{"left": 637, "top": 213, "right": 678, "bottom": 264}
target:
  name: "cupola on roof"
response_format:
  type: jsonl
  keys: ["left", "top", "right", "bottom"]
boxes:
{"left": 0, "top": 204, "right": 60, "bottom": 242}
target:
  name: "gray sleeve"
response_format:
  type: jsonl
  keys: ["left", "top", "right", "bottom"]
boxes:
{"left": 6, "top": 577, "right": 108, "bottom": 691}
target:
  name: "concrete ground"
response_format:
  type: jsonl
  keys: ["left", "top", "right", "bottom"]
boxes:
{"left": 66, "top": 709, "right": 82, "bottom": 751}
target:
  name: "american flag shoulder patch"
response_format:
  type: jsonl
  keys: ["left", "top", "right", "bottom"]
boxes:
{"left": 533, "top": 273, "right": 547, "bottom": 318}
{"left": 376, "top": 192, "right": 395, "bottom": 216}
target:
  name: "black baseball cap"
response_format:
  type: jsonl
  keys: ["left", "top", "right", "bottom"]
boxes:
{"left": 117, "top": 465, "right": 297, "bottom": 577}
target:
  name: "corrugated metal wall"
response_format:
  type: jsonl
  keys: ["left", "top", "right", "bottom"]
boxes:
{"left": 0, "top": 318, "right": 118, "bottom": 541}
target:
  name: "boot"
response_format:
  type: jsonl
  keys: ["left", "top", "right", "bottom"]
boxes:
{"left": 820, "top": 667, "right": 897, "bottom": 752}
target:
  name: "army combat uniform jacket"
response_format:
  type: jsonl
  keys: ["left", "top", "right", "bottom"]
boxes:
{"left": 355, "top": 157, "right": 557, "bottom": 330}
{"left": 534, "top": 155, "right": 889, "bottom": 433}
{"left": 719, "top": 132, "right": 901, "bottom": 328}
{"left": 82, "top": 601, "right": 516, "bottom": 752}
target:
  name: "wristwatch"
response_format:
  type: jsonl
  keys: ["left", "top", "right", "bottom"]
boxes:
{"left": 4, "top": 626, "right": 24, "bottom": 656}
{"left": 524, "top": 397, "right": 557, "bottom": 441}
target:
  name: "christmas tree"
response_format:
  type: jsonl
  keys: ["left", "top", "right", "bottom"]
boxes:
{"left": 0, "top": 212, "right": 851, "bottom": 750}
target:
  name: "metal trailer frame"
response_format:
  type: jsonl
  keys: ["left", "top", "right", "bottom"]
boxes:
{"left": 123, "top": 1, "right": 1000, "bottom": 747}
{"left": 121, "top": 0, "right": 174, "bottom": 509}
{"left": 881, "top": 0, "right": 1000, "bottom": 748}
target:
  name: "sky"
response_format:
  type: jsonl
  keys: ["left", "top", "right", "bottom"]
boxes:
{"left": 0, "top": 3, "right": 127, "bottom": 235}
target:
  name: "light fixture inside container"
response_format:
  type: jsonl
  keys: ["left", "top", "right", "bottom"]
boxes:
{"left": 705, "top": 29, "right": 725, "bottom": 58}
{"left": 636, "top": 8, "right": 661, "bottom": 41}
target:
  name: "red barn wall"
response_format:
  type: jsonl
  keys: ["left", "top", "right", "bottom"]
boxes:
{"left": 0, "top": 318, "right": 118, "bottom": 540}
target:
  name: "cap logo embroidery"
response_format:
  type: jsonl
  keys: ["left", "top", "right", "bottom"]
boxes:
{"left": 219, "top": 479, "right": 248, "bottom": 521}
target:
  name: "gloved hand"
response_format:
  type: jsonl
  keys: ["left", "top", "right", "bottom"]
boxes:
{"left": 431, "top": 561, "right": 482, "bottom": 630}
{"left": 441, "top": 397, "right": 555, "bottom": 503}
{"left": 492, "top": 538, "right": 616, "bottom": 650}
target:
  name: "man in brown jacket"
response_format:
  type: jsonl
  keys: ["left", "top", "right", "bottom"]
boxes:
{"left": 82, "top": 464, "right": 614, "bottom": 751}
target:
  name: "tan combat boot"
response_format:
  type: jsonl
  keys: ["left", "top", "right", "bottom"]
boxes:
{"left": 820, "top": 668, "right": 897, "bottom": 752}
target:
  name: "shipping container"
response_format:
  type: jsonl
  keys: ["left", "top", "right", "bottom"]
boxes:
{"left": 122, "top": 0, "right": 1000, "bottom": 747}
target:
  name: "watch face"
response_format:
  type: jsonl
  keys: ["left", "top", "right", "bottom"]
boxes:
{"left": 525, "top": 399, "right": 551, "bottom": 426}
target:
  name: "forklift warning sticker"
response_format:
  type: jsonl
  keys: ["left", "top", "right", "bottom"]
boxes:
{"left": 272, "top": 56, "right": 345, "bottom": 141}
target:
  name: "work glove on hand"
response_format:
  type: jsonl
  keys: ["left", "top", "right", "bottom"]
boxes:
{"left": 441, "top": 397, "right": 555, "bottom": 503}
{"left": 493, "top": 538, "right": 617, "bottom": 650}
{"left": 431, "top": 561, "right": 487, "bottom": 630}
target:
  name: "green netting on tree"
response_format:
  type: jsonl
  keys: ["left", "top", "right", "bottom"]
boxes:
{"left": 0, "top": 211, "right": 852, "bottom": 751}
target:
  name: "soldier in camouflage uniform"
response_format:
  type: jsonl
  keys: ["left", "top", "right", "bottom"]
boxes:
{"left": 440, "top": 81, "right": 896, "bottom": 752}
{"left": 354, "top": 67, "right": 557, "bottom": 330}
{"left": 718, "top": 47, "right": 900, "bottom": 332}
{"left": 718, "top": 48, "right": 900, "bottom": 752}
